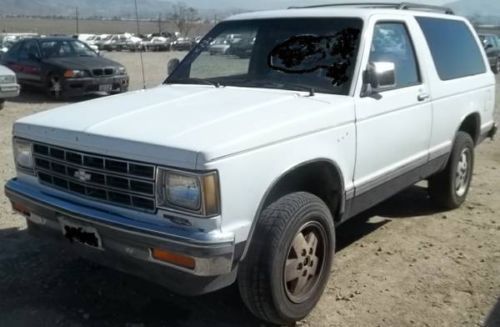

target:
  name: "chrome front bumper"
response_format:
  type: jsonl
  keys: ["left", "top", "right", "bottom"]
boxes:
{"left": 5, "top": 178, "right": 237, "bottom": 294}
{"left": 0, "top": 83, "right": 20, "bottom": 98}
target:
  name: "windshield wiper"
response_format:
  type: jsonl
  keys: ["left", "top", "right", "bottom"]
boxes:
{"left": 167, "top": 78, "right": 222, "bottom": 88}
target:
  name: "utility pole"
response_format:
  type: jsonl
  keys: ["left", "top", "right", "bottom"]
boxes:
{"left": 158, "top": 13, "right": 162, "bottom": 34}
{"left": 75, "top": 7, "right": 79, "bottom": 35}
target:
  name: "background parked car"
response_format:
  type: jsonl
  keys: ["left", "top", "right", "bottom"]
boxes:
{"left": 479, "top": 33, "right": 500, "bottom": 74}
{"left": 209, "top": 37, "right": 231, "bottom": 55}
{"left": 171, "top": 37, "right": 194, "bottom": 51}
{"left": 1, "top": 37, "right": 129, "bottom": 98}
{"left": 100, "top": 34, "right": 142, "bottom": 52}
{"left": 142, "top": 36, "right": 171, "bottom": 52}
{"left": 0, "top": 64, "right": 20, "bottom": 109}
{"left": 229, "top": 37, "right": 256, "bottom": 58}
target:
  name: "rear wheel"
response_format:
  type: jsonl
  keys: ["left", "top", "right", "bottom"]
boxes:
{"left": 238, "top": 192, "right": 335, "bottom": 325}
{"left": 429, "top": 132, "right": 474, "bottom": 209}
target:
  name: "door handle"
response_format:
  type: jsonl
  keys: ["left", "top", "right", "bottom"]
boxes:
{"left": 417, "top": 92, "right": 430, "bottom": 102}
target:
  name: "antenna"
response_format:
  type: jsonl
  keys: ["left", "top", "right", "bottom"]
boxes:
{"left": 134, "top": 0, "right": 147, "bottom": 90}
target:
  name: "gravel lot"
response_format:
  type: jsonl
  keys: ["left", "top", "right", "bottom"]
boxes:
{"left": 0, "top": 51, "right": 499, "bottom": 327}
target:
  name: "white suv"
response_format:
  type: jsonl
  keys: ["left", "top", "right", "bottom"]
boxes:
{"left": 5, "top": 3, "right": 498, "bottom": 325}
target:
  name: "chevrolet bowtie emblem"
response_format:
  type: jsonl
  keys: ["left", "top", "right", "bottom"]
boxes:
{"left": 74, "top": 169, "right": 91, "bottom": 182}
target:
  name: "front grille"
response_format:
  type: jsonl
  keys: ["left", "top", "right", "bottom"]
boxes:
{"left": 92, "top": 68, "right": 114, "bottom": 76}
{"left": 33, "top": 143, "right": 156, "bottom": 212}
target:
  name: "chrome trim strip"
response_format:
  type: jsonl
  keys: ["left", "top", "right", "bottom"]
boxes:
{"left": 429, "top": 142, "right": 452, "bottom": 160}
{"left": 155, "top": 167, "right": 221, "bottom": 218}
{"left": 5, "top": 179, "right": 234, "bottom": 276}
{"left": 355, "top": 155, "right": 428, "bottom": 195}
{"left": 5, "top": 179, "right": 233, "bottom": 245}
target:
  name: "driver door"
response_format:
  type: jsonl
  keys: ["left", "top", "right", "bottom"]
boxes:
{"left": 352, "top": 17, "right": 432, "bottom": 211}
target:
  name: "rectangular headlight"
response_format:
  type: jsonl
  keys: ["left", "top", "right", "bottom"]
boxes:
{"left": 157, "top": 169, "right": 220, "bottom": 216}
{"left": 166, "top": 173, "right": 201, "bottom": 211}
{"left": 14, "top": 139, "right": 34, "bottom": 170}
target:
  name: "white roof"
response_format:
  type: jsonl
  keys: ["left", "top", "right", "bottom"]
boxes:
{"left": 226, "top": 7, "right": 461, "bottom": 22}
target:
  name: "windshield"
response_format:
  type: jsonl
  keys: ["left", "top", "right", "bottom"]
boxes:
{"left": 167, "top": 18, "right": 363, "bottom": 95}
{"left": 40, "top": 40, "right": 97, "bottom": 58}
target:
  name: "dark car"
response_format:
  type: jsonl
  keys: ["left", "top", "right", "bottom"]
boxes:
{"left": 1, "top": 37, "right": 129, "bottom": 98}
{"left": 229, "top": 37, "right": 256, "bottom": 58}
{"left": 479, "top": 33, "right": 500, "bottom": 74}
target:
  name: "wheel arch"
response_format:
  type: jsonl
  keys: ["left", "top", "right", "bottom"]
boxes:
{"left": 239, "top": 158, "right": 346, "bottom": 261}
{"left": 457, "top": 112, "right": 481, "bottom": 145}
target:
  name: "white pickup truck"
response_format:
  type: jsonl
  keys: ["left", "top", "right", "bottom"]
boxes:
{"left": 4, "top": 3, "right": 498, "bottom": 325}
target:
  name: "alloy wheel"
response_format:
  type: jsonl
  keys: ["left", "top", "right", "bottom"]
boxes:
{"left": 455, "top": 148, "right": 472, "bottom": 197}
{"left": 283, "top": 221, "right": 327, "bottom": 304}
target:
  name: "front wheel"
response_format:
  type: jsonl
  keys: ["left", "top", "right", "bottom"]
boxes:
{"left": 238, "top": 192, "right": 335, "bottom": 325}
{"left": 46, "top": 74, "right": 64, "bottom": 99}
{"left": 493, "top": 58, "right": 500, "bottom": 74}
{"left": 429, "top": 131, "right": 474, "bottom": 209}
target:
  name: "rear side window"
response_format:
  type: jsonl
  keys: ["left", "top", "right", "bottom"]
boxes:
{"left": 416, "top": 17, "right": 486, "bottom": 80}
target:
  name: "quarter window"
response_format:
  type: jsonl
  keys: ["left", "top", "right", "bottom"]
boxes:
{"left": 416, "top": 17, "right": 486, "bottom": 80}
{"left": 369, "top": 22, "right": 421, "bottom": 89}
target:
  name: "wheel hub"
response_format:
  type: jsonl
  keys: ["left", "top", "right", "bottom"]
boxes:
{"left": 455, "top": 148, "right": 471, "bottom": 197}
{"left": 283, "top": 221, "right": 327, "bottom": 304}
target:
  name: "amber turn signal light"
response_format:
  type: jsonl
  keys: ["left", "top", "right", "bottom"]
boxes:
{"left": 63, "top": 70, "right": 75, "bottom": 78}
{"left": 151, "top": 248, "right": 195, "bottom": 269}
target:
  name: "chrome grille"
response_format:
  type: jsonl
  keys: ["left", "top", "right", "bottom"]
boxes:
{"left": 33, "top": 143, "right": 156, "bottom": 212}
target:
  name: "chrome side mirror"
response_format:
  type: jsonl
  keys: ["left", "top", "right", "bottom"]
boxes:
{"left": 167, "top": 58, "right": 180, "bottom": 76}
{"left": 362, "top": 62, "right": 396, "bottom": 97}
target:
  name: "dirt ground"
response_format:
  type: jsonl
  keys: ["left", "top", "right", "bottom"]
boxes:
{"left": 0, "top": 51, "right": 499, "bottom": 327}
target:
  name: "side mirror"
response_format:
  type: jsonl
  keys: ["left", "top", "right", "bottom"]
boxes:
{"left": 167, "top": 58, "right": 180, "bottom": 76}
{"left": 362, "top": 62, "right": 396, "bottom": 96}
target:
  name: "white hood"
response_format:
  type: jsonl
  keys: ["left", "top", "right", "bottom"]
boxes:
{"left": 14, "top": 84, "right": 354, "bottom": 169}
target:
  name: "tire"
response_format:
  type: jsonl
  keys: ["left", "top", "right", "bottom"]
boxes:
{"left": 429, "top": 131, "right": 474, "bottom": 209}
{"left": 493, "top": 58, "right": 500, "bottom": 74}
{"left": 0, "top": 99, "right": 4, "bottom": 110}
{"left": 238, "top": 192, "right": 335, "bottom": 325}
{"left": 46, "top": 74, "right": 64, "bottom": 99}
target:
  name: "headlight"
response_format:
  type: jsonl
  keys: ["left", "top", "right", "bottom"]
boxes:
{"left": 157, "top": 169, "right": 220, "bottom": 216}
{"left": 0, "top": 75, "right": 16, "bottom": 84}
{"left": 117, "top": 67, "right": 126, "bottom": 75}
{"left": 63, "top": 70, "right": 89, "bottom": 78}
{"left": 14, "top": 139, "right": 34, "bottom": 170}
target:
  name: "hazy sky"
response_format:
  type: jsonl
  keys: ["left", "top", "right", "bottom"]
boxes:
{"left": 180, "top": 0, "right": 453, "bottom": 10}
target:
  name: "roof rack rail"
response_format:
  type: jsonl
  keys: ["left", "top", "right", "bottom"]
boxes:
{"left": 288, "top": 2, "right": 455, "bottom": 15}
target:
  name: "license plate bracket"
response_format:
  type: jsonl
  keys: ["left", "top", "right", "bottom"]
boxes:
{"left": 59, "top": 218, "right": 103, "bottom": 250}
{"left": 99, "top": 84, "right": 113, "bottom": 92}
